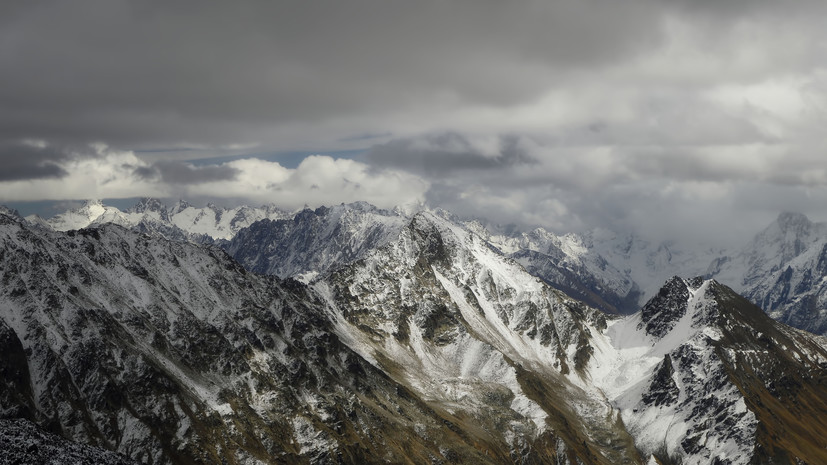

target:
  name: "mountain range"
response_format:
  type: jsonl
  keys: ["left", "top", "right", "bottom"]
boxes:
{"left": 23, "top": 199, "right": 827, "bottom": 335}
{"left": 2, "top": 200, "right": 827, "bottom": 463}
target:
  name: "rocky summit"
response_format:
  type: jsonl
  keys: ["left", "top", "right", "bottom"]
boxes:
{"left": 2, "top": 203, "right": 827, "bottom": 464}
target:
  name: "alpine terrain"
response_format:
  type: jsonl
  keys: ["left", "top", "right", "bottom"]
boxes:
{"left": 2, "top": 202, "right": 827, "bottom": 464}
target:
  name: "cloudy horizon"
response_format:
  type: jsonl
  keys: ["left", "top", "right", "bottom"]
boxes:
{"left": 3, "top": 0, "right": 827, "bottom": 247}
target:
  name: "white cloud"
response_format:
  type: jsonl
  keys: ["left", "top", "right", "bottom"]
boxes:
{"left": 186, "top": 156, "right": 429, "bottom": 209}
{"left": 0, "top": 147, "right": 428, "bottom": 210}
{"left": 0, "top": 148, "right": 158, "bottom": 201}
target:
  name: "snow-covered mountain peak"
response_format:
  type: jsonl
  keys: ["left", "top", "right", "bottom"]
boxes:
{"left": 4, "top": 217, "right": 533, "bottom": 464}
{"left": 749, "top": 211, "right": 824, "bottom": 257}
{"left": 409, "top": 209, "right": 464, "bottom": 241}
{"left": 640, "top": 276, "right": 692, "bottom": 338}
{"left": 19, "top": 198, "right": 827, "bottom": 337}
{"left": 169, "top": 199, "right": 191, "bottom": 214}
{"left": 774, "top": 211, "right": 813, "bottom": 232}
{"left": 584, "top": 278, "right": 759, "bottom": 464}
{"left": 23, "top": 198, "right": 292, "bottom": 241}
{"left": 339, "top": 200, "right": 381, "bottom": 213}
{"left": 227, "top": 202, "right": 408, "bottom": 279}
{"left": 0, "top": 210, "right": 22, "bottom": 227}
{"left": 699, "top": 210, "right": 827, "bottom": 335}
{"left": 0, "top": 205, "right": 22, "bottom": 220}
{"left": 584, "top": 275, "right": 827, "bottom": 464}
{"left": 27, "top": 199, "right": 126, "bottom": 232}
{"left": 317, "top": 206, "right": 646, "bottom": 461}
{"left": 589, "top": 278, "right": 719, "bottom": 396}
{"left": 127, "top": 197, "right": 167, "bottom": 215}
{"left": 81, "top": 198, "right": 103, "bottom": 208}
{"left": 486, "top": 224, "right": 640, "bottom": 314}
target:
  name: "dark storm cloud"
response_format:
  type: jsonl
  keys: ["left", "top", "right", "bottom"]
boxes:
{"left": 135, "top": 160, "right": 240, "bottom": 185}
{"left": 0, "top": 0, "right": 663, "bottom": 149}
{"left": 0, "top": 141, "right": 71, "bottom": 181}
{"left": 366, "top": 133, "right": 537, "bottom": 177}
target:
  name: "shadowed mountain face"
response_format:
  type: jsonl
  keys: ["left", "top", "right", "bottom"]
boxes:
{"left": 3, "top": 207, "right": 827, "bottom": 464}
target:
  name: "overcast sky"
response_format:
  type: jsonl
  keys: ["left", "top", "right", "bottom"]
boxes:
{"left": 2, "top": 0, "right": 827, "bottom": 246}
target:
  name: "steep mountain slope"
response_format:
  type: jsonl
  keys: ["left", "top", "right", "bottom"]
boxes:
{"left": 708, "top": 212, "right": 827, "bottom": 335}
{"left": 485, "top": 227, "right": 641, "bottom": 314}
{"left": 34, "top": 200, "right": 827, "bottom": 336}
{"left": 0, "top": 213, "right": 521, "bottom": 464}
{"left": 584, "top": 276, "right": 827, "bottom": 464}
{"left": 226, "top": 202, "right": 408, "bottom": 282}
{"left": 224, "top": 204, "right": 645, "bottom": 315}
{"left": 319, "top": 211, "right": 642, "bottom": 464}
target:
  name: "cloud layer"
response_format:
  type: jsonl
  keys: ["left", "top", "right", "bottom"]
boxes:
{"left": 2, "top": 1, "right": 827, "bottom": 245}
{"left": 0, "top": 145, "right": 428, "bottom": 211}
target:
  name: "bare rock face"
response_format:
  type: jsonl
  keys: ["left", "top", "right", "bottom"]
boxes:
{"left": 641, "top": 355, "right": 679, "bottom": 407}
{"left": 639, "top": 276, "right": 692, "bottom": 338}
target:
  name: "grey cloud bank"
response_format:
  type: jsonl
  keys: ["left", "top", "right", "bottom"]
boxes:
{"left": 135, "top": 160, "right": 241, "bottom": 185}
{"left": 2, "top": 0, "right": 827, "bottom": 247}
{"left": 0, "top": 141, "right": 71, "bottom": 181}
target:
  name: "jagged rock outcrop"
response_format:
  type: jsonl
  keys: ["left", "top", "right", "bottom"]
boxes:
{"left": 639, "top": 276, "right": 692, "bottom": 338}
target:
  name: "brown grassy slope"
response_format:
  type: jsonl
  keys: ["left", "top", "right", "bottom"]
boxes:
{"left": 710, "top": 283, "right": 827, "bottom": 465}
